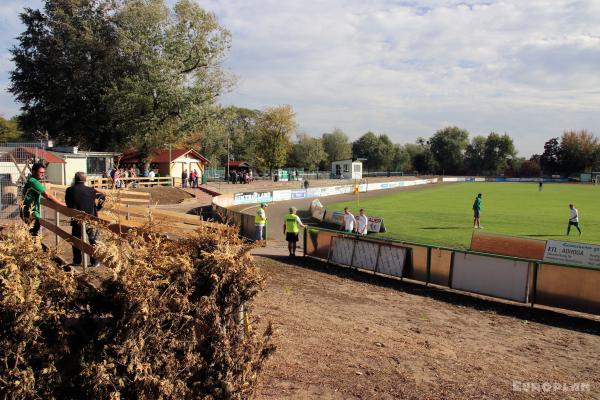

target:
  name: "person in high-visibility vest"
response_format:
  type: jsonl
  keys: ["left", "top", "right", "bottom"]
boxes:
{"left": 283, "top": 206, "right": 305, "bottom": 257}
{"left": 255, "top": 202, "right": 268, "bottom": 241}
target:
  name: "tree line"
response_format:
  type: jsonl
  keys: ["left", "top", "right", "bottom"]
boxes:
{"left": 4, "top": 0, "right": 600, "bottom": 177}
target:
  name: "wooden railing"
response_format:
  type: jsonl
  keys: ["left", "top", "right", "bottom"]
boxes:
{"left": 87, "top": 176, "right": 173, "bottom": 189}
{"left": 39, "top": 192, "right": 220, "bottom": 267}
{"left": 45, "top": 184, "right": 152, "bottom": 206}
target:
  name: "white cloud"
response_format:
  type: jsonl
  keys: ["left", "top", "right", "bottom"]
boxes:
{"left": 2, "top": 0, "right": 600, "bottom": 155}
{"left": 200, "top": 0, "right": 600, "bottom": 155}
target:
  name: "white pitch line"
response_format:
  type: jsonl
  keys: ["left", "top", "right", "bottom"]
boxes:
{"left": 240, "top": 205, "right": 259, "bottom": 213}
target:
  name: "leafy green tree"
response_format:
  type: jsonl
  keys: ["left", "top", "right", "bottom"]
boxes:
{"left": 322, "top": 128, "right": 352, "bottom": 164}
{"left": 559, "top": 130, "right": 599, "bottom": 175}
{"left": 352, "top": 132, "right": 395, "bottom": 171}
{"left": 0, "top": 116, "right": 25, "bottom": 141}
{"left": 391, "top": 144, "right": 410, "bottom": 172}
{"left": 464, "top": 136, "right": 486, "bottom": 175}
{"left": 429, "top": 126, "right": 469, "bottom": 174}
{"left": 107, "top": 0, "right": 232, "bottom": 152}
{"left": 408, "top": 138, "right": 437, "bottom": 174}
{"left": 483, "top": 132, "right": 516, "bottom": 175}
{"left": 539, "top": 137, "right": 561, "bottom": 175}
{"left": 254, "top": 105, "right": 296, "bottom": 175}
{"left": 519, "top": 159, "right": 541, "bottom": 177}
{"left": 10, "top": 0, "right": 231, "bottom": 152}
{"left": 289, "top": 133, "right": 327, "bottom": 171}
{"left": 10, "top": 0, "right": 122, "bottom": 149}
{"left": 222, "top": 106, "right": 260, "bottom": 162}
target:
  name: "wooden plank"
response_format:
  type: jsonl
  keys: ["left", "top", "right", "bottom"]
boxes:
{"left": 106, "top": 203, "right": 218, "bottom": 228}
{"left": 39, "top": 218, "right": 95, "bottom": 256}
{"left": 470, "top": 231, "right": 546, "bottom": 260}
{"left": 99, "top": 188, "right": 151, "bottom": 197}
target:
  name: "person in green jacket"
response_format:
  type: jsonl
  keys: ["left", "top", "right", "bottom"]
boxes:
{"left": 472, "top": 193, "right": 483, "bottom": 229}
{"left": 21, "top": 163, "right": 65, "bottom": 237}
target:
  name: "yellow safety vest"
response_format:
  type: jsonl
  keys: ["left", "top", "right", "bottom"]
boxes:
{"left": 285, "top": 214, "right": 300, "bottom": 233}
{"left": 255, "top": 208, "right": 267, "bottom": 225}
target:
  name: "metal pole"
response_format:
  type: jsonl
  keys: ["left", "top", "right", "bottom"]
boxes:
{"left": 303, "top": 227, "right": 307, "bottom": 257}
{"left": 54, "top": 192, "right": 59, "bottom": 247}
{"left": 82, "top": 221, "right": 88, "bottom": 270}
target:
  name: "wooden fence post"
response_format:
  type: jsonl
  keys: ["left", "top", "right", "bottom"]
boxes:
{"left": 82, "top": 221, "right": 89, "bottom": 270}
{"left": 54, "top": 191, "right": 59, "bottom": 247}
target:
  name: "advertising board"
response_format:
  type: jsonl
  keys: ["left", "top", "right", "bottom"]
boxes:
{"left": 543, "top": 240, "right": 600, "bottom": 269}
{"left": 232, "top": 191, "right": 273, "bottom": 205}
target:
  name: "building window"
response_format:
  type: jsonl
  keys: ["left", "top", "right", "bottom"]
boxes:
{"left": 343, "top": 164, "right": 350, "bottom": 173}
{"left": 87, "top": 157, "right": 107, "bottom": 175}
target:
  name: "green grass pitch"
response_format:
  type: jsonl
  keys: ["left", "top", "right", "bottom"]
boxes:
{"left": 326, "top": 182, "right": 600, "bottom": 249}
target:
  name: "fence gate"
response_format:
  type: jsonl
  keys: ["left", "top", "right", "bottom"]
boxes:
{"left": 0, "top": 142, "right": 47, "bottom": 221}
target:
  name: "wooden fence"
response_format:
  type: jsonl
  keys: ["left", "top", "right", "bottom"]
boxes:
{"left": 87, "top": 176, "right": 173, "bottom": 189}
{"left": 38, "top": 192, "right": 219, "bottom": 266}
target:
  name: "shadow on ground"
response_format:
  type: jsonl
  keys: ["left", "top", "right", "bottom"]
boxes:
{"left": 256, "top": 253, "right": 600, "bottom": 335}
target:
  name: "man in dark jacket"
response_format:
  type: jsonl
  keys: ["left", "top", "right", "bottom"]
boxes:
{"left": 65, "top": 172, "right": 106, "bottom": 266}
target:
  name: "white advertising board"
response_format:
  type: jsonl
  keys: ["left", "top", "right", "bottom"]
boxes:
{"left": 367, "top": 216, "right": 384, "bottom": 233}
{"left": 451, "top": 253, "right": 529, "bottom": 302}
{"left": 232, "top": 191, "right": 273, "bottom": 205}
{"left": 309, "top": 199, "right": 326, "bottom": 221}
{"left": 376, "top": 245, "right": 407, "bottom": 277}
{"left": 543, "top": 240, "right": 600, "bottom": 268}
{"left": 272, "top": 190, "right": 291, "bottom": 202}
{"left": 330, "top": 237, "right": 355, "bottom": 266}
{"left": 352, "top": 241, "right": 380, "bottom": 271}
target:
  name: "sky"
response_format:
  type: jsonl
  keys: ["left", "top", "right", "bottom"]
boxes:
{"left": 2, "top": 1, "right": 600, "bottom": 156}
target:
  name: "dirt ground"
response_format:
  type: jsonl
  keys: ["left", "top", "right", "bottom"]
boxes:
{"left": 251, "top": 255, "right": 600, "bottom": 400}
{"left": 132, "top": 186, "right": 194, "bottom": 204}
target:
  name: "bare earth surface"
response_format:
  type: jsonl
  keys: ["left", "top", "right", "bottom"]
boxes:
{"left": 251, "top": 255, "right": 600, "bottom": 400}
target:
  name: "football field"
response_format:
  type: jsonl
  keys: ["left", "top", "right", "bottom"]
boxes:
{"left": 325, "top": 182, "right": 600, "bottom": 249}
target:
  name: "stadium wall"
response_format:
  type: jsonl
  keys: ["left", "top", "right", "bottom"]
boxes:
{"left": 303, "top": 227, "right": 600, "bottom": 317}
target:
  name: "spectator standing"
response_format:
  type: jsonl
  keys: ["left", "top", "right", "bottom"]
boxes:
{"left": 340, "top": 207, "right": 355, "bottom": 233}
{"left": 182, "top": 169, "right": 188, "bottom": 188}
{"left": 188, "top": 170, "right": 195, "bottom": 188}
{"left": 283, "top": 207, "right": 305, "bottom": 257}
{"left": 356, "top": 208, "right": 368, "bottom": 235}
{"left": 255, "top": 202, "right": 268, "bottom": 241}
{"left": 21, "top": 163, "right": 65, "bottom": 237}
{"left": 65, "top": 172, "right": 106, "bottom": 266}
{"left": 567, "top": 204, "right": 582, "bottom": 236}
{"left": 249, "top": 170, "right": 253, "bottom": 183}
{"left": 192, "top": 169, "right": 199, "bottom": 188}
{"left": 148, "top": 169, "right": 155, "bottom": 187}
{"left": 472, "top": 193, "right": 483, "bottom": 229}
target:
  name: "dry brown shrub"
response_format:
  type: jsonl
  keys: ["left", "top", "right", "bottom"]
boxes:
{"left": 0, "top": 221, "right": 275, "bottom": 399}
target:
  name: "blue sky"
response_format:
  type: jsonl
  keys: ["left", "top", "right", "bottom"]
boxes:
{"left": 2, "top": 0, "right": 600, "bottom": 156}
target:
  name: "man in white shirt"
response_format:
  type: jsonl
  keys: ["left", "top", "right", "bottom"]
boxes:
{"left": 356, "top": 208, "right": 368, "bottom": 235}
{"left": 340, "top": 207, "right": 355, "bottom": 233}
{"left": 567, "top": 204, "right": 581, "bottom": 236}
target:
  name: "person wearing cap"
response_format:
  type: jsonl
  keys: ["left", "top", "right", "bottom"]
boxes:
{"left": 255, "top": 202, "right": 268, "bottom": 241}
{"left": 283, "top": 206, "right": 305, "bottom": 256}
